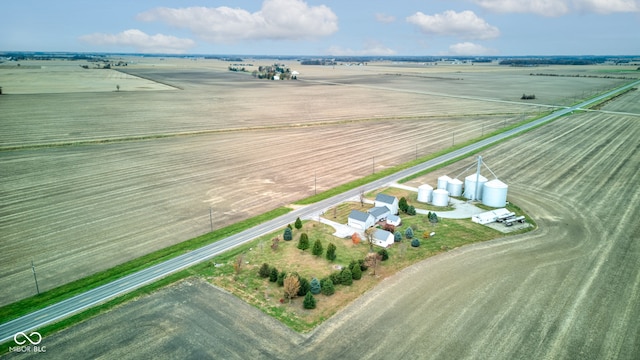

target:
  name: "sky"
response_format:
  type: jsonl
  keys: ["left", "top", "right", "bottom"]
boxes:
{"left": 1, "top": 0, "right": 639, "bottom": 56}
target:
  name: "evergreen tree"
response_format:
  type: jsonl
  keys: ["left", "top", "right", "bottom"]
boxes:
{"left": 283, "top": 227, "right": 293, "bottom": 241}
{"left": 312, "top": 239, "right": 323, "bottom": 256}
{"left": 394, "top": 231, "right": 402, "bottom": 242}
{"left": 294, "top": 217, "right": 303, "bottom": 230}
{"left": 303, "top": 291, "right": 316, "bottom": 309}
{"left": 430, "top": 212, "right": 439, "bottom": 223}
{"left": 277, "top": 270, "right": 287, "bottom": 286}
{"left": 411, "top": 238, "right": 421, "bottom": 247}
{"left": 329, "top": 271, "right": 342, "bottom": 285}
{"left": 399, "top": 197, "right": 408, "bottom": 213}
{"left": 269, "top": 267, "right": 278, "bottom": 282}
{"left": 407, "top": 205, "right": 416, "bottom": 216}
{"left": 321, "top": 278, "right": 335, "bottom": 296}
{"left": 298, "top": 233, "right": 310, "bottom": 250}
{"left": 297, "top": 276, "right": 310, "bottom": 297}
{"left": 341, "top": 268, "right": 353, "bottom": 286}
{"left": 351, "top": 262, "right": 362, "bottom": 280}
{"left": 405, "top": 227, "right": 414, "bottom": 239}
{"left": 358, "top": 259, "right": 369, "bottom": 271}
{"left": 378, "top": 248, "right": 389, "bottom": 261}
{"left": 258, "top": 263, "right": 270, "bottom": 278}
{"left": 310, "top": 278, "right": 321, "bottom": 294}
{"left": 326, "top": 243, "right": 337, "bottom": 261}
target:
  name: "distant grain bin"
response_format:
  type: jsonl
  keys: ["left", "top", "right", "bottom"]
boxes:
{"left": 437, "top": 175, "right": 451, "bottom": 190}
{"left": 432, "top": 189, "right": 450, "bottom": 207}
{"left": 482, "top": 179, "right": 508, "bottom": 207}
{"left": 417, "top": 184, "right": 433, "bottom": 203}
{"left": 464, "top": 174, "right": 488, "bottom": 200}
{"left": 446, "top": 178, "right": 463, "bottom": 197}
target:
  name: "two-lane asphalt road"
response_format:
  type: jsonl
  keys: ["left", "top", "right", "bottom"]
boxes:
{"left": 2, "top": 79, "right": 638, "bottom": 344}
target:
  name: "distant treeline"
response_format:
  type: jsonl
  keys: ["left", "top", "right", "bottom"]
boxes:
{"left": 530, "top": 73, "right": 639, "bottom": 80}
{"left": 300, "top": 59, "right": 337, "bottom": 66}
{"left": 501, "top": 59, "right": 602, "bottom": 66}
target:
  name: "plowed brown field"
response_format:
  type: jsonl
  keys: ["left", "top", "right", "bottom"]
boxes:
{"left": 17, "top": 107, "right": 640, "bottom": 359}
{"left": 0, "top": 59, "right": 632, "bottom": 307}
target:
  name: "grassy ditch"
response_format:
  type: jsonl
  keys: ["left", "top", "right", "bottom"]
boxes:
{"left": 199, "top": 209, "right": 521, "bottom": 332}
{"left": 0, "top": 207, "right": 291, "bottom": 324}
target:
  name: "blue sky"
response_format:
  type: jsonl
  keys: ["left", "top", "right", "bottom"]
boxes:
{"left": 2, "top": 0, "right": 639, "bottom": 56}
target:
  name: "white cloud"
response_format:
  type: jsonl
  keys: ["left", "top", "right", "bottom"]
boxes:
{"left": 137, "top": 0, "right": 338, "bottom": 43}
{"left": 575, "top": 0, "right": 639, "bottom": 13}
{"left": 406, "top": 10, "right": 500, "bottom": 40}
{"left": 472, "top": 0, "right": 639, "bottom": 16}
{"left": 79, "top": 29, "right": 195, "bottom": 53}
{"left": 327, "top": 42, "right": 397, "bottom": 56}
{"left": 375, "top": 13, "right": 396, "bottom": 23}
{"left": 447, "top": 42, "right": 497, "bottom": 55}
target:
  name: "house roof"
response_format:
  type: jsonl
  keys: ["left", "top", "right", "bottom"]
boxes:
{"left": 375, "top": 193, "right": 397, "bottom": 205}
{"left": 387, "top": 214, "right": 401, "bottom": 223}
{"left": 374, "top": 229, "right": 393, "bottom": 240}
{"left": 368, "top": 206, "right": 390, "bottom": 217}
{"left": 349, "top": 210, "right": 372, "bottom": 222}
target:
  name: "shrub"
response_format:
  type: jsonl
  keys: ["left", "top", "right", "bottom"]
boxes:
{"left": 297, "top": 276, "right": 310, "bottom": 297}
{"left": 406, "top": 205, "right": 416, "bottom": 216}
{"left": 277, "top": 270, "right": 287, "bottom": 286}
{"left": 341, "top": 268, "right": 353, "bottom": 286}
{"left": 298, "top": 233, "right": 310, "bottom": 250}
{"left": 351, "top": 232, "right": 361, "bottom": 245}
{"left": 429, "top": 212, "right": 439, "bottom": 223}
{"left": 294, "top": 217, "right": 303, "bottom": 230}
{"left": 303, "top": 291, "right": 316, "bottom": 309}
{"left": 405, "top": 227, "right": 414, "bottom": 239}
{"left": 321, "top": 278, "right": 335, "bottom": 296}
{"left": 258, "top": 263, "right": 270, "bottom": 278}
{"left": 326, "top": 243, "right": 337, "bottom": 261}
{"left": 394, "top": 231, "right": 402, "bottom": 242}
{"left": 269, "top": 267, "right": 278, "bottom": 282}
{"left": 411, "top": 238, "right": 420, "bottom": 247}
{"left": 383, "top": 223, "right": 395, "bottom": 233}
{"left": 310, "top": 278, "right": 321, "bottom": 294}
{"left": 283, "top": 227, "right": 293, "bottom": 241}
{"left": 351, "top": 262, "right": 362, "bottom": 280}
{"left": 312, "top": 239, "right": 323, "bottom": 256}
{"left": 358, "top": 259, "right": 369, "bottom": 271}
{"left": 283, "top": 274, "right": 300, "bottom": 302}
{"left": 329, "top": 271, "right": 342, "bottom": 285}
{"left": 377, "top": 248, "right": 389, "bottom": 261}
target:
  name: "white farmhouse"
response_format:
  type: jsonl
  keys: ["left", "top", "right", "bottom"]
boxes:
{"left": 374, "top": 193, "right": 399, "bottom": 215}
{"left": 348, "top": 210, "right": 375, "bottom": 230}
{"left": 368, "top": 206, "right": 390, "bottom": 222}
{"left": 373, "top": 229, "right": 395, "bottom": 248}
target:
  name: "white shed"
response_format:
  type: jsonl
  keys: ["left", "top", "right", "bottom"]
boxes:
{"left": 373, "top": 229, "right": 395, "bottom": 248}
{"left": 374, "top": 193, "right": 399, "bottom": 215}
{"left": 348, "top": 210, "right": 375, "bottom": 230}
{"left": 386, "top": 214, "right": 402, "bottom": 227}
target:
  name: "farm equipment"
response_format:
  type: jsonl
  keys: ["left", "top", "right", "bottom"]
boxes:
{"left": 504, "top": 216, "right": 526, "bottom": 227}
{"left": 495, "top": 212, "right": 516, "bottom": 223}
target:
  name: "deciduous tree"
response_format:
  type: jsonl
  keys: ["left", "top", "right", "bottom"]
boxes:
{"left": 283, "top": 274, "right": 300, "bottom": 303}
{"left": 365, "top": 252, "right": 383, "bottom": 275}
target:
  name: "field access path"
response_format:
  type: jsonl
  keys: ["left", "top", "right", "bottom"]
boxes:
{"left": 1, "top": 80, "right": 639, "bottom": 346}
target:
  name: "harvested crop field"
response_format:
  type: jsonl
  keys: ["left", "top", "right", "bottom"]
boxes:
{"left": 20, "top": 95, "right": 640, "bottom": 359}
{"left": 0, "top": 59, "right": 633, "bottom": 306}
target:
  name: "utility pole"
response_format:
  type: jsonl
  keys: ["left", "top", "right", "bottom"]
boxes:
{"left": 31, "top": 260, "right": 40, "bottom": 295}
{"left": 209, "top": 207, "right": 213, "bottom": 232}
